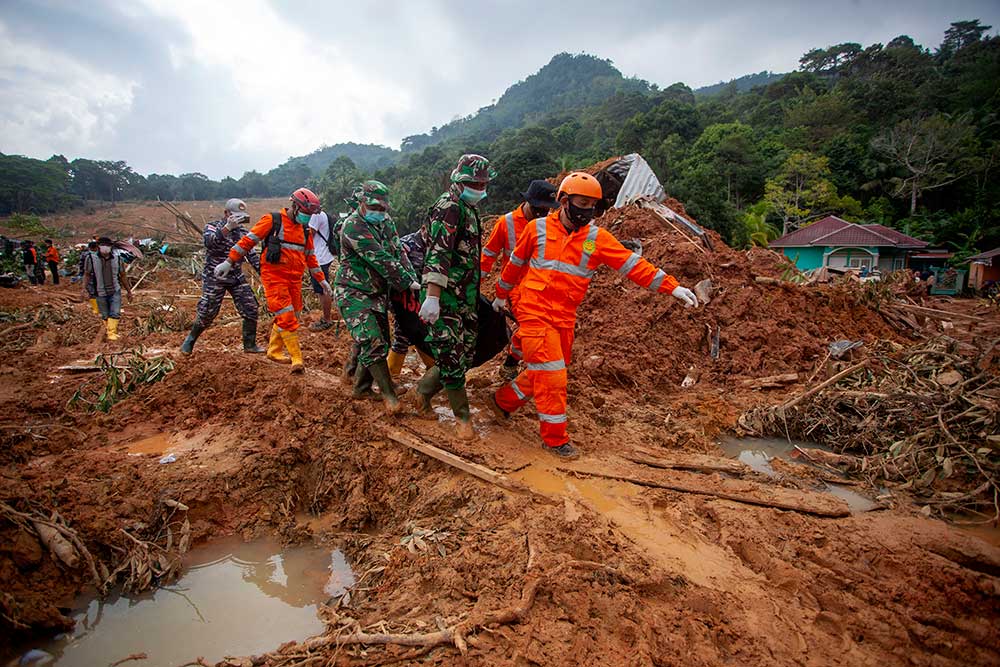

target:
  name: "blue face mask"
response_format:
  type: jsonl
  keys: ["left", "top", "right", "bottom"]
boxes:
{"left": 459, "top": 186, "right": 487, "bottom": 205}
{"left": 363, "top": 210, "right": 386, "bottom": 223}
{"left": 295, "top": 212, "right": 311, "bottom": 224}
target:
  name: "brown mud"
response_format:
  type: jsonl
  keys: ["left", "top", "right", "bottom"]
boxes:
{"left": 0, "top": 201, "right": 998, "bottom": 666}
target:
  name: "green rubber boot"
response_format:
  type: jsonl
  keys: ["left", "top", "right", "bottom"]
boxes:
{"left": 180, "top": 321, "right": 207, "bottom": 355}
{"left": 241, "top": 319, "right": 264, "bottom": 353}
{"left": 352, "top": 366, "right": 378, "bottom": 401}
{"left": 445, "top": 386, "right": 475, "bottom": 441}
{"left": 414, "top": 366, "right": 442, "bottom": 418}
{"left": 368, "top": 360, "right": 402, "bottom": 414}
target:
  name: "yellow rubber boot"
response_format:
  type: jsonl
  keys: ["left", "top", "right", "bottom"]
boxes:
{"left": 386, "top": 349, "right": 406, "bottom": 379}
{"left": 106, "top": 318, "right": 119, "bottom": 341}
{"left": 89, "top": 299, "right": 99, "bottom": 315}
{"left": 416, "top": 348, "right": 436, "bottom": 369}
{"left": 280, "top": 330, "right": 304, "bottom": 374}
{"left": 266, "top": 324, "right": 291, "bottom": 364}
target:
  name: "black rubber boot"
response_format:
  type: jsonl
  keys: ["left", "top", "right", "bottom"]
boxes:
{"left": 242, "top": 319, "right": 264, "bottom": 353}
{"left": 368, "top": 360, "right": 402, "bottom": 414}
{"left": 341, "top": 342, "right": 361, "bottom": 383}
{"left": 180, "top": 321, "right": 207, "bottom": 355}
{"left": 445, "top": 386, "right": 475, "bottom": 440}
{"left": 352, "top": 366, "right": 378, "bottom": 400}
{"left": 414, "top": 366, "right": 442, "bottom": 418}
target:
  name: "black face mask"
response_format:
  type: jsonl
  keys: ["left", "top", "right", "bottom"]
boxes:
{"left": 528, "top": 204, "right": 549, "bottom": 219}
{"left": 566, "top": 200, "right": 596, "bottom": 229}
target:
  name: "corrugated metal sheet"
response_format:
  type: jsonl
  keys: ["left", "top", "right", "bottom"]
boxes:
{"left": 612, "top": 154, "right": 666, "bottom": 208}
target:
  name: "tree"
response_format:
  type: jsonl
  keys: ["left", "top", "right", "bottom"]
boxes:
{"left": 871, "top": 113, "right": 981, "bottom": 214}
{"left": 315, "top": 156, "right": 362, "bottom": 214}
{"left": 687, "top": 122, "right": 763, "bottom": 210}
{"left": 742, "top": 204, "right": 780, "bottom": 247}
{"left": 938, "top": 20, "right": 991, "bottom": 59}
{"left": 763, "top": 152, "right": 839, "bottom": 234}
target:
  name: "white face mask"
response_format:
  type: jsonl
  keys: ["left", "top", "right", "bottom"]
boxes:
{"left": 99, "top": 245, "right": 112, "bottom": 255}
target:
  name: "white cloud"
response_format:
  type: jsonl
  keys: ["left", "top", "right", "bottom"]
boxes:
{"left": 140, "top": 0, "right": 415, "bottom": 157}
{"left": 0, "top": 20, "right": 137, "bottom": 157}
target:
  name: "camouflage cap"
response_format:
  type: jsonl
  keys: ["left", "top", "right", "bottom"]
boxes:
{"left": 450, "top": 154, "right": 497, "bottom": 184}
{"left": 358, "top": 180, "right": 390, "bottom": 208}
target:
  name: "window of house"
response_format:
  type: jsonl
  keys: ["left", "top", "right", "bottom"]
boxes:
{"left": 848, "top": 257, "right": 872, "bottom": 269}
{"left": 892, "top": 257, "right": 905, "bottom": 270}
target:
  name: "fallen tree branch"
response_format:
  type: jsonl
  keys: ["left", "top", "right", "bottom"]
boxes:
{"left": 779, "top": 360, "right": 868, "bottom": 411}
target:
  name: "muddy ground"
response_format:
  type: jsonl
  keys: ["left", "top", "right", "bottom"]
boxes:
{"left": 1, "top": 202, "right": 999, "bottom": 666}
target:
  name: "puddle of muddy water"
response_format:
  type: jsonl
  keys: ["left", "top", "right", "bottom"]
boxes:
{"left": 718, "top": 436, "right": 879, "bottom": 514}
{"left": 15, "top": 537, "right": 354, "bottom": 667}
{"left": 126, "top": 433, "right": 172, "bottom": 455}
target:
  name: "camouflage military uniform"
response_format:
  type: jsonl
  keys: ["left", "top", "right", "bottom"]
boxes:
{"left": 420, "top": 185, "right": 483, "bottom": 390}
{"left": 196, "top": 220, "right": 260, "bottom": 326}
{"left": 334, "top": 196, "right": 417, "bottom": 369}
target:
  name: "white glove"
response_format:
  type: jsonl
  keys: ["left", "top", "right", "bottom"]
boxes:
{"left": 492, "top": 297, "right": 507, "bottom": 312}
{"left": 225, "top": 212, "right": 248, "bottom": 230}
{"left": 409, "top": 282, "right": 421, "bottom": 292}
{"left": 419, "top": 295, "right": 440, "bottom": 324}
{"left": 214, "top": 260, "right": 233, "bottom": 279}
{"left": 671, "top": 285, "right": 699, "bottom": 308}
{"left": 320, "top": 280, "right": 333, "bottom": 299}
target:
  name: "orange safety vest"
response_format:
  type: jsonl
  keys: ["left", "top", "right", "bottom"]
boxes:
{"left": 45, "top": 246, "right": 60, "bottom": 263}
{"left": 230, "top": 208, "right": 323, "bottom": 281}
{"left": 481, "top": 204, "right": 530, "bottom": 274}
{"left": 496, "top": 211, "right": 679, "bottom": 328}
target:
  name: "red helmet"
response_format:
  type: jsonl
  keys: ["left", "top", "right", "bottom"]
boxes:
{"left": 290, "top": 187, "right": 321, "bottom": 215}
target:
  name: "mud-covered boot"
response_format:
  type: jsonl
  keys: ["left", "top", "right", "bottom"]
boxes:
{"left": 266, "top": 324, "right": 291, "bottom": 364}
{"left": 369, "top": 360, "right": 402, "bottom": 415}
{"left": 341, "top": 342, "right": 360, "bottom": 384}
{"left": 445, "top": 386, "right": 475, "bottom": 441}
{"left": 413, "top": 366, "right": 442, "bottom": 419}
{"left": 280, "top": 330, "right": 305, "bottom": 374}
{"left": 352, "top": 366, "right": 378, "bottom": 400}
{"left": 180, "top": 320, "right": 207, "bottom": 355}
{"left": 241, "top": 319, "right": 264, "bottom": 354}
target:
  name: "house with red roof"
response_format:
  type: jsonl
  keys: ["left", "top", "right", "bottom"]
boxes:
{"left": 769, "top": 215, "right": 929, "bottom": 272}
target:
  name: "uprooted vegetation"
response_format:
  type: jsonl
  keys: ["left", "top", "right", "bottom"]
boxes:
{"left": 1, "top": 192, "right": 999, "bottom": 666}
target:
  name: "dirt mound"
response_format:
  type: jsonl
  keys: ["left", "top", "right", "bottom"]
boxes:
{"left": 574, "top": 204, "right": 898, "bottom": 390}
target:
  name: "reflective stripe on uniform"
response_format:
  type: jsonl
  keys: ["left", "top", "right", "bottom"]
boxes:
{"left": 509, "top": 253, "right": 526, "bottom": 267}
{"left": 281, "top": 242, "right": 305, "bottom": 251}
{"left": 530, "top": 219, "right": 597, "bottom": 279}
{"left": 231, "top": 245, "right": 247, "bottom": 257}
{"left": 272, "top": 304, "right": 294, "bottom": 315}
{"left": 498, "top": 279, "right": 514, "bottom": 291}
{"left": 504, "top": 212, "right": 515, "bottom": 255}
{"left": 246, "top": 232, "right": 261, "bottom": 243}
{"left": 511, "top": 380, "right": 526, "bottom": 400}
{"left": 538, "top": 412, "right": 568, "bottom": 424}
{"left": 617, "top": 252, "right": 642, "bottom": 277}
{"left": 649, "top": 269, "right": 666, "bottom": 291}
{"left": 483, "top": 247, "right": 499, "bottom": 258}
{"left": 527, "top": 359, "right": 566, "bottom": 371}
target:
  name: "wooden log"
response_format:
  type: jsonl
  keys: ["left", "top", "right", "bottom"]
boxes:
{"left": 564, "top": 465, "right": 851, "bottom": 517}
{"left": 624, "top": 450, "right": 746, "bottom": 475}
{"left": 779, "top": 360, "right": 868, "bottom": 411}
{"left": 892, "top": 302, "right": 985, "bottom": 323}
{"left": 385, "top": 429, "right": 532, "bottom": 497}
{"left": 754, "top": 276, "right": 783, "bottom": 285}
{"left": 740, "top": 372, "right": 800, "bottom": 389}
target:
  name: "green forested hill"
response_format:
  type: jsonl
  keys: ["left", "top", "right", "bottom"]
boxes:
{"left": 3, "top": 19, "right": 998, "bottom": 257}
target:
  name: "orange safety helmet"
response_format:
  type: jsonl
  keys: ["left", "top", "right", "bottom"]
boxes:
{"left": 556, "top": 172, "right": 602, "bottom": 200}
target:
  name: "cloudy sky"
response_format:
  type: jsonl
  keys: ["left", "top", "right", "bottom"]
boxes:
{"left": 2, "top": 0, "right": 997, "bottom": 179}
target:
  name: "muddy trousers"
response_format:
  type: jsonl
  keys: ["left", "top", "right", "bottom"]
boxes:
{"left": 261, "top": 267, "right": 303, "bottom": 332}
{"left": 95, "top": 292, "right": 122, "bottom": 320}
{"left": 24, "top": 265, "right": 37, "bottom": 285}
{"left": 335, "top": 286, "right": 391, "bottom": 369}
{"left": 195, "top": 274, "right": 259, "bottom": 327}
{"left": 494, "top": 322, "right": 573, "bottom": 448}
{"left": 48, "top": 261, "right": 59, "bottom": 285}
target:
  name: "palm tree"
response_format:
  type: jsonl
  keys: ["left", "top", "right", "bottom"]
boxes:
{"left": 744, "top": 210, "right": 780, "bottom": 247}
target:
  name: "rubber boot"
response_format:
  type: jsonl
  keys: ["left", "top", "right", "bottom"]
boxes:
{"left": 352, "top": 366, "right": 378, "bottom": 401}
{"left": 180, "top": 321, "right": 207, "bottom": 355}
{"left": 413, "top": 366, "right": 442, "bottom": 419}
{"left": 369, "top": 360, "right": 402, "bottom": 415}
{"left": 341, "top": 342, "right": 360, "bottom": 384}
{"left": 106, "top": 318, "right": 120, "bottom": 341}
{"left": 386, "top": 349, "right": 406, "bottom": 379}
{"left": 266, "top": 324, "right": 291, "bottom": 365}
{"left": 280, "top": 330, "right": 304, "bottom": 374}
{"left": 241, "top": 319, "right": 264, "bottom": 354}
{"left": 445, "top": 386, "right": 475, "bottom": 440}
{"left": 89, "top": 298, "right": 99, "bottom": 315}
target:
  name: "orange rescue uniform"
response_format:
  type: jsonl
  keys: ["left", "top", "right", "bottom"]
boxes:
{"left": 228, "top": 208, "right": 324, "bottom": 332}
{"left": 494, "top": 211, "right": 679, "bottom": 448}
{"left": 480, "top": 204, "right": 533, "bottom": 360}
{"left": 45, "top": 246, "right": 60, "bottom": 263}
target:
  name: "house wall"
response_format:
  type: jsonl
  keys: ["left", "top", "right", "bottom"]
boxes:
{"left": 781, "top": 246, "right": 825, "bottom": 270}
{"left": 825, "top": 247, "right": 878, "bottom": 269}
{"left": 970, "top": 262, "right": 1000, "bottom": 290}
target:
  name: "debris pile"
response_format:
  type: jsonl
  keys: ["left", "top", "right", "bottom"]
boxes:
{"left": 739, "top": 337, "right": 1000, "bottom": 521}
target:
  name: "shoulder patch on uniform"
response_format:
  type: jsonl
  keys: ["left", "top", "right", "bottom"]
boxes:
{"left": 582, "top": 239, "right": 597, "bottom": 254}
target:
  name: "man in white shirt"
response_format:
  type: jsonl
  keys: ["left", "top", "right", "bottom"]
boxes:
{"left": 308, "top": 210, "right": 336, "bottom": 330}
